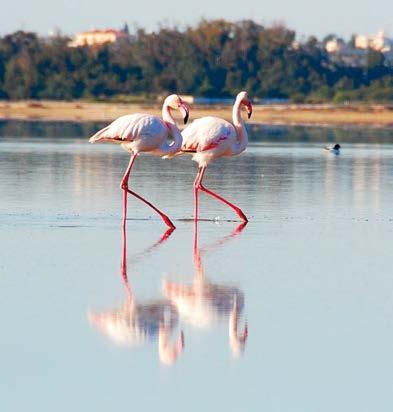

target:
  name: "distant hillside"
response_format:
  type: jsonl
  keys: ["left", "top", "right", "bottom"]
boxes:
{"left": 0, "top": 21, "right": 392, "bottom": 102}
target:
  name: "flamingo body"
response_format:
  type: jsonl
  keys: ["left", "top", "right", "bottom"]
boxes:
{"left": 89, "top": 301, "right": 179, "bottom": 346}
{"left": 90, "top": 113, "right": 170, "bottom": 155}
{"left": 163, "top": 280, "right": 244, "bottom": 328}
{"left": 182, "top": 116, "right": 238, "bottom": 167}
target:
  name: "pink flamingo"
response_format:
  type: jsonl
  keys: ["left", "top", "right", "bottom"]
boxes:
{"left": 89, "top": 94, "right": 190, "bottom": 229}
{"left": 180, "top": 91, "right": 252, "bottom": 222}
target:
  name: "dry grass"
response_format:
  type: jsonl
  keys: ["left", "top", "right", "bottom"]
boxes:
{"left": 0, "top": 100, "right": 392, "bottom": 127}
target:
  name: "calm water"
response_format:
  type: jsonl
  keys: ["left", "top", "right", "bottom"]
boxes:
{"left": 1, "top": 121, "right": 393, "bottom": 411}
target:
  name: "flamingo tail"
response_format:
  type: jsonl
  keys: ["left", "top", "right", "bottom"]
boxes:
{"left": 161, "top": 151, "right": 184, "bottom": 160}
{"left": 89, "top": 126, "right": 115, "bottom": 143}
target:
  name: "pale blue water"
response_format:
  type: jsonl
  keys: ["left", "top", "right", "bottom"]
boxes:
{"left": 1, "top": 121, "right": 393, "bottom": 411}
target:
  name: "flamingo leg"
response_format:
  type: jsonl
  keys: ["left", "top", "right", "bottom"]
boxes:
{"left": 196, "top": 166, "right": 248, "bottom": 222}
{"left": 121, "top": 153, "right": 138, "bottom": 223}
{"left": 121, "top": 153, "right": 175, "bottom": 229}
{"left": 193, "top": 167, "right": 203, "bottom": 221}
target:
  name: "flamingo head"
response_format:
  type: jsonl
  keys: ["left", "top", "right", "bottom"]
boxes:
{"left": 237, "top": 91, "right": 253, "bottom": 119}
{"left": 165, "top": 94, "right": 190, "bottom": 124}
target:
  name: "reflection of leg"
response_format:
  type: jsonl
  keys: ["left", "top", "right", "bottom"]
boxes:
{"left": 120, "top": 153, "right": 175, "bottom": 229}
{"left": 121, "top": 215, "right": 133, "bottom": 303}
{"left": 121, "top": 216, "right": 127, "bottom": 280}
{"left": 122, "top": 222, "right": 173, "bottom": 305}
{"left": 196, "top": 166, "right": 248, "bottom": 222}
{"left": 193, "top": 218, "right": 199, "bottom": 256}
{"left": 160, "top": 227, "right": 175, "bottom": 242}
{"left": 229, "top": 300, "right": 248, "bottom": 355}
{"left": 233, "top": 221, "right": 248, "bottom": 235}
{"left": 193, "top": 218, "right": 203, "bottom": 272}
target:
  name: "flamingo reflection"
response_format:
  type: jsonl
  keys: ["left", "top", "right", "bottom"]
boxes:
{"left": 163, "top": 221, "right": 248, "bottom": 356}
{"left": 88, "top": 223, "right": 184, "bottom": 365}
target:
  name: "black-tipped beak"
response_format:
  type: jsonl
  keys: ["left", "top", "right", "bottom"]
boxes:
{"left": 184, "top": 110, "right": 189, "bottom": 124}
{"left": 180, "top": 104, "right": 189, "bottom": 124}
{"left": 246, "top": 102, "right": 253, "bottom": 119}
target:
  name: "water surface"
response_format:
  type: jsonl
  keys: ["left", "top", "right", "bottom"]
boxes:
{"left": 1, "top": 121, "right": 393, "bottom": 411}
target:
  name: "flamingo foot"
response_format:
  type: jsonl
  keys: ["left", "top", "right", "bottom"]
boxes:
{"left": 236, "top": 209, "right": 248, "bottom": 223}
{"left": 162, "top": 215, "right": 176, "bottom": 230}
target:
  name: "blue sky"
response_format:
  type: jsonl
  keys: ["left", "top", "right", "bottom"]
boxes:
{"left": 4, "top": 0, "right": 393, "bottom": 39}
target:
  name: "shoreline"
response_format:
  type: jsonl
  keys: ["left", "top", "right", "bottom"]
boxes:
{"left": 0, "top": 100, "right": 393, "bottom": 128}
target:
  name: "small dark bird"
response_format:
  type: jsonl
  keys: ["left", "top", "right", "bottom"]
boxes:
{"left": 324, "top": 143, "right": 341, "bottom": 154}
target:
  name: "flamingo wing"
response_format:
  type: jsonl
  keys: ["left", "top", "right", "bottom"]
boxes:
{"left": 89, "top": 114, "right": 167, "bottom": 144}
{"left": 182, "top": 116, "right": 235, "bottom": 152}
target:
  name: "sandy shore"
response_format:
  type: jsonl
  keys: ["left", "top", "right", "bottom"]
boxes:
{"left": 1, "top": 100, "right": 393, "bottom": 127}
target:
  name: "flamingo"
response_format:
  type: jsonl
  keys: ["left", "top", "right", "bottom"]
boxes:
{"left": 163, "top": 220, "right": 248, "bottom": 356}
{"left": 88, "top": 222, "right": 184, "bottom": 366}
{"left": 89, "top": 94, "right": 190, "bottom": 229}
{"left": 180, "top": 91, "right": 252, "bottom": 222}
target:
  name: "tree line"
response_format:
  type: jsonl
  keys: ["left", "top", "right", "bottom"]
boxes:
{"left": 0, "top": 20, "right": 392, "bottom": 102}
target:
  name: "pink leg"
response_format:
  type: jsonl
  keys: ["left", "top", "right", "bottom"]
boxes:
{"left": 196, "top": 166, "right": 248, "bottom": 222}
{"left": 121, "top": 153, "right": 138, "bottom": 223}
{"left": 193, "top": 167, "right": 203, "bottom": 221}
{"left": 121, "top": 153, "right": 176, "bottom": 229}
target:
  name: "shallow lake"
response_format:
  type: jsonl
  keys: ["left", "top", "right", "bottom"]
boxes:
{"left": 1, "top": 121, "right": 393, "bottom": 411}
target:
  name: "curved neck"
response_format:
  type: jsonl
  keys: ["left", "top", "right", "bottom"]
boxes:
{"left": 156, "top": 103, "right": 183, "bottom": 156}
{"left": 162, "top": 102, "right": 173, "bottom": 123}
{"left": 231, "top": 99, "right": 248, "bottom": 155}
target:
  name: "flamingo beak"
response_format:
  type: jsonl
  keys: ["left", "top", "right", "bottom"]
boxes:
{"left": 179, "top": 103, "right": 190, "bottom": 124}
{"left": 246, "top": 102, "right": 253, "bottom": 119}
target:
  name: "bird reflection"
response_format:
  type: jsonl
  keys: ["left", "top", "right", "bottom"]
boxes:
{"left": 163, "top": 221, "right": 248, "bottom": 356}
{"left": 88, "top": 222, "right": 184, "bottom": 366}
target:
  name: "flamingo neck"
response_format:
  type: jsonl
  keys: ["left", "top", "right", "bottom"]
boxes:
{"left": 157, "top": 103, "right": 183, "bottom": 157}
{"left": 162, "top": 103, "right": 173, "bottom": 124}
{"left": 231, "top": 98, "right": 248, "bottom": 155}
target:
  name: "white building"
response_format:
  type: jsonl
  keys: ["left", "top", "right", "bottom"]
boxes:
{"left": 325, "top": 38, "right": 345, "bottom": 53}
{"left": 354, "top": 31, "right": 391, "bottom": 52}
{"left": 325, "top": 31, "right": 393, "bottom": 67}
{"left": 68, "top": 29, "right": 129, "bottom": 48}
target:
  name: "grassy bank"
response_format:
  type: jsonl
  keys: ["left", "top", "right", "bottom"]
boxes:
{"left": 1, "top": 100, "right": 393, "bottom": 127}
